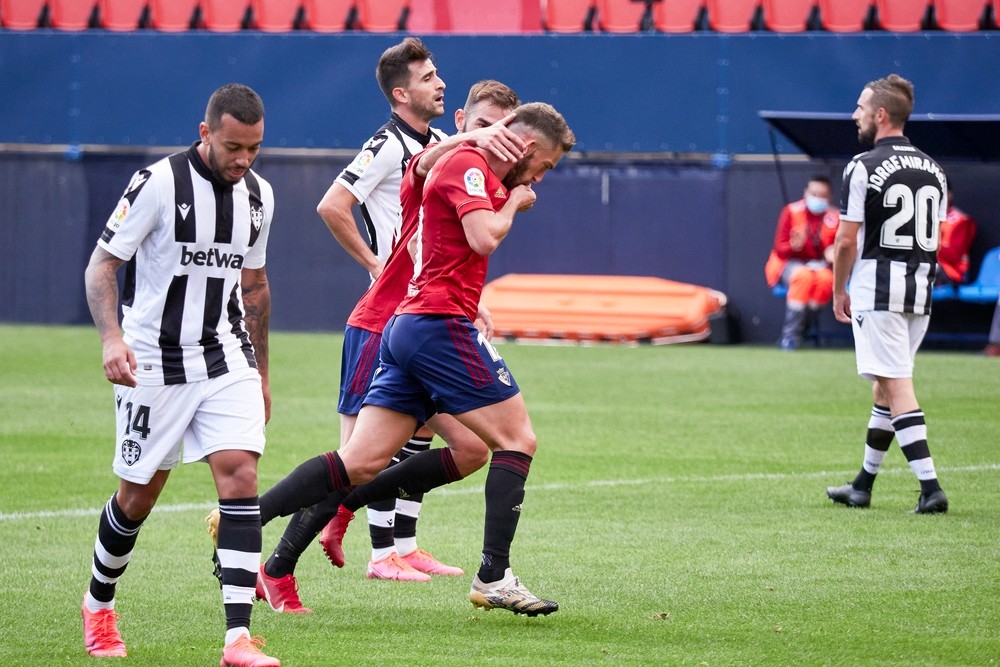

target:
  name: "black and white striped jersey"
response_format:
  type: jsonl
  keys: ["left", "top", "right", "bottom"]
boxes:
{"left": 840, "top": 136, "right": 947, "bottom": 314}
{"left": 98, "top": 143, "right": 275, "bottom": 386}
{"left": 335, "top": 112, "right": 447, "bottom": 266}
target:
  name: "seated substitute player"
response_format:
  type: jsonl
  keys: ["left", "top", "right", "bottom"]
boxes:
{"left": 80, "top": 84, "right": 281, "bottom": 666}
{"left": 240, "top": 82, "right": 525, "bottom": 612}
{"left": 252, "top": 102, "right": 575, "bottom": 615}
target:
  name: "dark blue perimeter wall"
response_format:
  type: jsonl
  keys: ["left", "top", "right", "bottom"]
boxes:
{"left": 2, "top": 31, "right": 999, "bottom": 343}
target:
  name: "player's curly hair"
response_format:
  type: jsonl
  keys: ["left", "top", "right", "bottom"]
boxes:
{"left": 509, "top": 102, "right": 575, "bottom": 153}
{"left": 377, "top": 37, "right": 434, "bottom": 107}
{"left": 205, "top": 84, "right": 264, "bottom": 129}
{"left": 866, "top": 73, "right": 914, "bottom": 127}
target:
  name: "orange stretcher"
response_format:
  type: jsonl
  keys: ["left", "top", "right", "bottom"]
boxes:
{"left": 480, "top": 274, "right": 726, "bottom": 345}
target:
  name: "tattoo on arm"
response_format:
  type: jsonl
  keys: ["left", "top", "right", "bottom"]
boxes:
{"left": 242, "top": 268, "right": 271, "bottom": 376}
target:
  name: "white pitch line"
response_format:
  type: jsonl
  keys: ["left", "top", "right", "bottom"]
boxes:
{"left": 2, "top": 463, "right": 997, "bottom": 522}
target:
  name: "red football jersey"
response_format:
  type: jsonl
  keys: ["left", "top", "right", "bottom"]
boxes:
{"left": 347, "top": 147, "right": 432, "bottom": 333}
{"left": 398, "top": 146, "right": 508, "bottom": 321}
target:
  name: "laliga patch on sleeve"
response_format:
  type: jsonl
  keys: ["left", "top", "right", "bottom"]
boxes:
{"left": 109, "top": 199, "right": 129, "bottom": 231}
{"left": 349, "top": 150, "right": 375, "bottom": 176}
{"left": 464, "top": 168, "right": 486, "bottom": 197}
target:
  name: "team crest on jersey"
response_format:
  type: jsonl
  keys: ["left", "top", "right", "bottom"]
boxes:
{"left": 351, "top": 150, "right": 375, "bottom": 176}
{"left": 497, "top": 367, "right": 511, "bottom": 387}
{"left": 465, "top": 168, "right": 486, "bottom": 197}
{"left": 121, "top": 439, "right": 141, "bottom": 466}
{"left": 250, "top": 204, "right": 264, "bottom": 231}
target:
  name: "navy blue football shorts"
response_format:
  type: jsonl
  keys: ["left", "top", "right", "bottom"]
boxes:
{"left": 364, "top": 314, "right": 520, "bottom": 423}
{"left": 338, "top": 325, "right": 383, "bottom": 416}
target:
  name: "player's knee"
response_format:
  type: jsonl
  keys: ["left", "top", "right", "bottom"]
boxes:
{"left": 115, "top": 489, "right": 156, "bottom": 521}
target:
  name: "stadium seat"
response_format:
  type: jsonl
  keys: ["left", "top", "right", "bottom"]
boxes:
{"left": 705, "top": 0, "right": 759, "bottom": 31}
{"left": 99, "top": 0, "right": 147, "bottom": 30}
{"left": 301, "top": 0, "right": 353, "bottom": 31}
{"left": 252, "top": 0, "right": 300, "bottom": 30}
{"left": 933, "top": 0, "right": 987, "bottom": 30}
{"left": 147, "top": 0, "right": 197, "bottom": 30}
{"left": 596, "top": 0, "right": 646, "bottom": 32}
{"left": 202, "top": 0, "right": 250, "bottom": 30}
{"left": 542, "top": 0, "right": 595, "bottom": 31}
{"left": 1, "top": 0, "right": 48, "bottom": 28}
{"left": 761, "top": 0, "right": 813, "bottom": 31}
{"left": 652, "top": 0, "right": 704, "bottom": 32}
{"left": 49, "top": 0, "right": 97, "bottom": 29}
{"left": 957, "top": 246, "right": 1000, "bottom": 304}
{"left": 875, "top": 0, "right": 930, "bottom": 30}
{"left": 433, "top": 0, "right": 542, "bottom": 33}
{"left": 817, "top": 0, "right": 871, "bottom": 31}
{"left": 355, "top": 0, "right": 408, "bottom": 32}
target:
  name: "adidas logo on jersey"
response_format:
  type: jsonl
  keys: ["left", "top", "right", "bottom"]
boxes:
{"left": 494, "top": 187, "right": 506, "bottom": 199}
{"left": 179, "top": 245, "right": 245, "bottom": 269}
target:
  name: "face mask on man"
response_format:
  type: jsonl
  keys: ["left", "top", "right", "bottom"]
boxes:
{"left": 805, "top": 195, "right": 828, "bottom": 215}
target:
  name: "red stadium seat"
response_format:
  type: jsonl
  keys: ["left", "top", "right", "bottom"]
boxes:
{"left": 542, "top": 0, "right": 595, "bottom": 31}
{"left": 252, "top": 0, "right": 300, "bottom": 31}
{"left": 355, "top": 0, "right": 408, "bottom": 31}
{"left": 434, "top": 0, "right": 541, "bottom": 33}
{"left": 934, "top": 0, "right": 987, "bottom": 30}
{"left": 202, "top": 0, "right": 250, "bottom": 30}
{"left": 147, "top": 0, "right": 197, "bottom": 31}
{"left": 1, "top": 0, "right": 48, "bottom": 28}
{"left": 706, "top": 0, "right": 759, "bottom": 31}
{"left": 596, "top": 0, "right": 645, "bottom": 32}
{"left": 50, "top": 0, "right": 97, "bottom": 29}
{"left": 817, "top": 0, "right": 870, "bottom": 31}
{"left": 301, "top": 0, "right": 353, "bottom": 31}
{"left": 652, "top": 0, "right": 703, "bottom": 32}
{"left": 875, "top": 0, "right": 929, "bottom": 30}
{"left": 98, "top": 0, "right": 147, "bottom": 30}
{"left": 761, "top": 0, "right": 812, "bottom": 31}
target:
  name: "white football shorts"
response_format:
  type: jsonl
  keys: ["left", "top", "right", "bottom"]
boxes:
{"left": 111, "top": 367, "right": 265, "bottom": 484}
{"left": 852, "top": 310, "right": 929, "bottom": 381}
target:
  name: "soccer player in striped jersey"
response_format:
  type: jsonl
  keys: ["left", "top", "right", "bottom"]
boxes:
{"left": 827, "top": 74, "right": 949, "bottom": 515}
{"left": 80, "top": 84, "right": 280, "bottom": 666}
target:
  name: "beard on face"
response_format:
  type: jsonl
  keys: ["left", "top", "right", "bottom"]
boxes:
{"left": 207, "top": 144, "right": 247, "bottom": 184}
{"left": 502, "top": 155, "right": 532, "bottom": 189}
{"left": 857, "top": 123, "right": 876, "bottom": 146}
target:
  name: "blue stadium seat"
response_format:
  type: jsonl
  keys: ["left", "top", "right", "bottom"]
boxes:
{"left": 957, "top": 246, "right": 1000, "bottom": 304}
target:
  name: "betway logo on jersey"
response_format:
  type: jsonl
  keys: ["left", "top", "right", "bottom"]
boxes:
{"left": 180, "top": 245, "right": 245, "bottom": 269}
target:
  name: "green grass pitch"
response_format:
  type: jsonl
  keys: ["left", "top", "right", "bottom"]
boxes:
{"left": 1, "top": 324, "right": 998, "bottom": 666}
